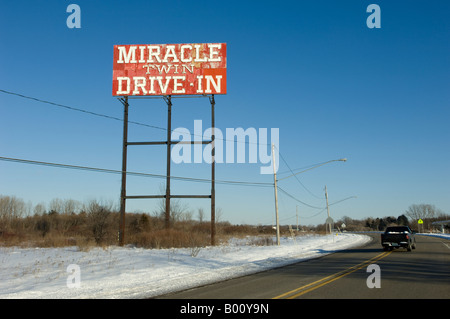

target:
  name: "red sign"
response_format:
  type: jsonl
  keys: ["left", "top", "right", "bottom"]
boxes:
{"left": 112, "top": 43, "right": 227, "bottom": 96}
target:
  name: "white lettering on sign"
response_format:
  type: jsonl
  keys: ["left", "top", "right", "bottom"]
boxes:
{"left": 116, "top": 44, "right": 222, "bottom": 64}
{"left": 113, "top": 43, "right": 227, "bottom": 96}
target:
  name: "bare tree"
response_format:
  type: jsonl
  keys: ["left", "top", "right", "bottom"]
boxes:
{"left": 33, "top": 202, "right": 46, "bottom": 216}
{"left": 197, "top": 208, "right": 205, "bottom": 223}
{"left": 215, "top": 207, "right": 223, "bottom": 224}
{"left": 405, "top": 204, "right": 442, "bottom": 220}
{"left": 62, "top": 199, "right": 81, "bottom": 215}
{"left": 153, "top": 184, "right": 189, "bottom": 224}
{"left": 155, "top": 197, "right": 189, "bottom": 223}
{"left": 0, "top": 195, "right": 26, "bottom": 229}
{"left": 49, "top": 198, "right": 64, "bottom": 214}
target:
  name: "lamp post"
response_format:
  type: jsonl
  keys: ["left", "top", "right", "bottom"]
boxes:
{"left": 277, "top": 158, "right": 347, "bottom": 182}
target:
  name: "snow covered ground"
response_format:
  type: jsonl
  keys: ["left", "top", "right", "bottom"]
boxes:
{"left": 419, "top": 233, "right": 450, "bottom": 240}
{"left": 1, "top": 232, "right": 447, "bottom": 299}
{"left": 0, "top": 233, "right": 372, "bottom": 299}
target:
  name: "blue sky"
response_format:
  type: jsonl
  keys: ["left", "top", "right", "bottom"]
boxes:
{"left": 0, "top": 0, "right": 449, "bottom": 226}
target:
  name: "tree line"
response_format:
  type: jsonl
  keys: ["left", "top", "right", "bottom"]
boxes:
{"left": 332, "top": 204, "right": 449, "bottom": 232}
{"left": 0, "top": 194, "right": 253, "bottom": 248}
{"left": 1, "top": 195, "right": 448, "bottom": 248}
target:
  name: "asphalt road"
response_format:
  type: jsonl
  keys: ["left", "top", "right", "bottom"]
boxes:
{"left": 157, "top": 233, "right": 450, "bottom": 299}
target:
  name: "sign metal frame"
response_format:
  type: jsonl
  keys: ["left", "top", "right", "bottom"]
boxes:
{"left": 117, "top": 95, "right": 217, "bottom": 246}
{"left": 114, "top": 43, "right": 225, "bottom": 246}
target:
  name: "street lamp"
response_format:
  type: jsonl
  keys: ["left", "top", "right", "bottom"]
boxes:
{"left": 277, "top": 158, "right": 347, "bottom": 182}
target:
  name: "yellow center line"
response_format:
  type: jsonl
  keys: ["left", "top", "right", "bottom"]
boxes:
{"left": 273, "top": 251, "right": 392, "bottom": 299}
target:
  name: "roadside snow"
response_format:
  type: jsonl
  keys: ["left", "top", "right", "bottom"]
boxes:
{"left": 1, "top": 233, "right": 373, "bottom": 299}
{"left": 419, "top": 233, "right": 450, "bottom": 240}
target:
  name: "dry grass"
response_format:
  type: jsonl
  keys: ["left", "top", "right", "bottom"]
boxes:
{"left": 1, "top": 210, "right": 297, "bottom": 250}
{"left": 0, "top": 198, "right": 317, "bottom": 250}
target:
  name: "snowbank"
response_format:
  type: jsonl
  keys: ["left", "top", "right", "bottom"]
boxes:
{"left": 418, "top": 233, "right": 450, "bottom": 240}
{"left": 0, "top": 233, "right": 371, "bottom": 299}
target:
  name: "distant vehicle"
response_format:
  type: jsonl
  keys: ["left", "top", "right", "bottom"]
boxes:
{"left": 381, "top": 226, "right": 416, "bottom": 251}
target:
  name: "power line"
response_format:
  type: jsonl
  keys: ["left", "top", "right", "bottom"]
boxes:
{"left": 1, "top": 90, "right": 350, "bottom": 215}
{"left": 0, "top": 89, "right": 269, "bottom": 146}
{"left": 0, "top": 89, "right": 166, "bottom": 131}
{"left": 276, "top": 186, "right": 356, "bottom": 220}
{"left": 329, "top": 196, "right": 357, "bottom": 206}
{"left": 276, "top": 186, "right": 356, "bottom": 211}
{"left": 277, "top": 186, "right": 325, "bottom": 210}
{"left": 276, "top": 146, "right": 324, "bottom": 200}
{"left": 0, "top": 156, "right": 273, "bottom": 188}
{"left": 300, "top": 208, "right": 328, "bottom": 219}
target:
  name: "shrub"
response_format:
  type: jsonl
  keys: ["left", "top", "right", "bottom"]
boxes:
{"left": 86, "top": 200, "right": 113, "bottom": 244}
{"left": 34, "top": 216, "right": 51, "bottom": 237}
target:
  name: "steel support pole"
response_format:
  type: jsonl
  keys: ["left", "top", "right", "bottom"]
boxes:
{"left": 165, "top": 96, "right": 172, "bottom": 229}
{"left": 210, "top": 95, "right": 216, "bottom": 246}
{"left": 119, "top": 96, "right": 129, "bottom": 246}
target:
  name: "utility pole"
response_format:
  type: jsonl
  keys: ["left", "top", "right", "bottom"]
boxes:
{"left": 325, "top": 185, "right": 333, "bottom": 234}
{"left": 272, "top": 144, "right": 280, "bottom": 245}
{"left": 296, "top": 205, "right": 299, "bottom": 231}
